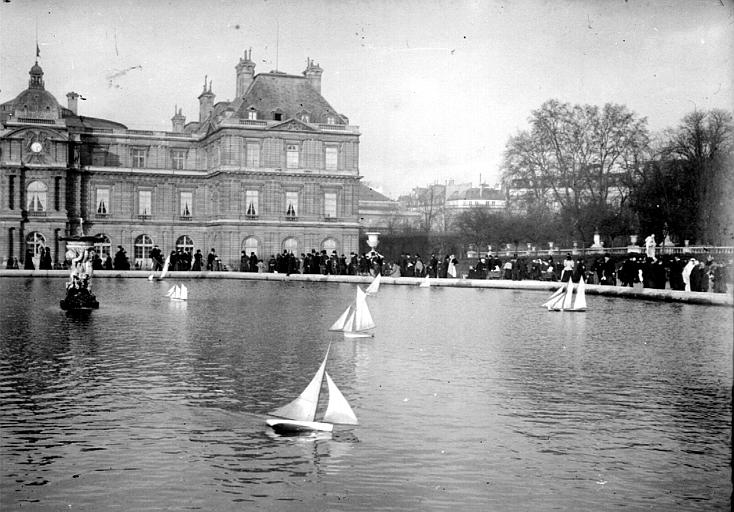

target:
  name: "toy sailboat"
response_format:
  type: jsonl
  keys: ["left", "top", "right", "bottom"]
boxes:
{"left": 266, "top": 345, "right": 358, "bottom": 434}
{"left": 546, "top": 277, "right": 587, "bottom": 312}
{"left": 165, "top": 283, "right": 188, "bottom": 301}
{"left": 365, "top": 273, "right": 381, "bottom": 295}
{"left": 419, "top": 275, "right": 431, "bottom": 287}
{"left": 329, "top": 286, "right": 375, "bottom": 338}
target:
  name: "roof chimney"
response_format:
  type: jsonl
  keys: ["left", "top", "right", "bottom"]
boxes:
{"left": 197, "top": 76, "right": 215, "bottom": 123}
{"left": 235, "top": 48, "right": 256, "bottom": 98}
{"left": 66, "top": 91, "right": 80, "bottom": 115}
{"left": 303, "top": 58, "right": 323, "bottom": 94}
{"left": 171, "top": 105, "right": 186, "bottom": 133}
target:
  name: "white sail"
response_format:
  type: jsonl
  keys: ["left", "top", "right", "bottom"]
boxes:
{"left": 148, "top": 274, "right": 154, "bottom": 281}
{"left": 572, "top": 277, "right": 587, "bottom": 310}
{"left": 165, "top": 285, "right": 176, "bottom": 297}
{"left": 323, "top": 372, "right": 358, "bottom": 425}
{"left": 561, "top": 279, "right": 574, "bottom": 310}
{"left": 329, "top": 304, "right": 353, "bottom": 331}
{"left": 419, "top": 275, "right": 430, "bottom": 287}
{"left": 365, "top": 273, "right": 381, "bottom": 295}
{"left": 542, "top": 286, "right": 565, "bottom": 308}
{"left": 270, "top": 352, "right": 328, "bottom": 422}
{"left": 351, "top": 287, "right": 375, "bottom": 332}
{"left": 180, "top": 284, "right": 188, "bottom": 301}
{"left": 159, "top": 256, "right": 171, "bottom": 279}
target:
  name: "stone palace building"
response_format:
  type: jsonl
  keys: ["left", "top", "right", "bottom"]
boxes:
{"left": 0, "top": 50, "right": 362, "bottom": 269}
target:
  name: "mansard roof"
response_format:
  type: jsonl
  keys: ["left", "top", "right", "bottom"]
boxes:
{"left": 234, "top": 73, "right": 346, "bottom": 124}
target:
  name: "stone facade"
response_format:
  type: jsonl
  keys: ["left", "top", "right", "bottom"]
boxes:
{"left": 0, "top": 51, "right": 362, "bottom": 269}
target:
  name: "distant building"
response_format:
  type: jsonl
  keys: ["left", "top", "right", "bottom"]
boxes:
{"left": 358, "top": 184, "right": 421, "bottom": 232}
{"left": 0, "top": 51, "right": 362, "bottom": 269}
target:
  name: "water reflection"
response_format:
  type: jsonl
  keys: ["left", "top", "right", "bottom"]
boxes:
{"left": 0, "top": 277, "right": 731, "bottom": 511}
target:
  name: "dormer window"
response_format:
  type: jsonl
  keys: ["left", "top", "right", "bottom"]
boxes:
{"left": 247, "top": 110, "right": 257, "bottom": 120}
{"left": 300, "top": 113, "right": 310, "bottom": 123}
{"left": 326, "top": 115, "right": 336, "bottom": 125}
{"left": 273, "top": 112, "right": 283, "bottom": 121}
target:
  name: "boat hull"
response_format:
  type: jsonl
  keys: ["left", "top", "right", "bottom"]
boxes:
{"left": 343, "top": 331, "right": 373, "bottom": 338}
{"left": 266, "top": 418, "right": 334, "bottom": 433}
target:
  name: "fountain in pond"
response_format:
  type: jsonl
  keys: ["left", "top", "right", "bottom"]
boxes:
{"left": 59, "top": 219, "right": 102, "bottom": 311}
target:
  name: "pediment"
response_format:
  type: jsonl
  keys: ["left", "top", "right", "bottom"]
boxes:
{"left": 268, "top": 118, "right": 316, "bottom": 132}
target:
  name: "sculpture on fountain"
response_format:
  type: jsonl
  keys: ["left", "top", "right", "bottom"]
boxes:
{"left": 59, "top": 219, "right": 102, "bottom": 311}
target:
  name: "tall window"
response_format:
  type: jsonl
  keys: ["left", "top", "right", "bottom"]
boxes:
{"left": 248, "top": 110, "right": 257, "bottom": 120}
{"left": 8, "top": 176, "right": 15, "bottom": 210}
{"left": 245, "top": 190, "right": 259, "bottom": 217}
{"left": 286, "top": 144, "right": 299, "bottom": 169}
{"left": 243, "top": 236, "right": 259, "bottom": 257}
{"left": 134, "top": 234, "right": 153, "bottom": 266}
{"left": 132, "top": 148, "right": 146, "bottom": 167}
{"left": 138, "top": 190, "right": 152, "bottom": 216}
{"left": 26, "top": 232, "right": 46, "bottom": 264}
{"left": 27, "top": 181, "right": 47, "bottom": 212}
{"left": 283, "top": 237, "right": 298, "bottom": 255}
{"left": 180, "top": 191, "right": 193, "bottom": 217}
{"left": 96, "top": 188, "right": 110, "bottom": 214}
{"left": 94, "top": 234, "right": 111, "bottom": 257}
{"left": 172, "top": 150, "right": 186, "bottom": 170}
{"left": 246, "top": 142, "right": 260, "bottom": 167}
{"left": 92, "top": 146, "right": 107, "bottom": 166}
{"left": 325, "top": 147, "right": 338, "bottom": 170}
{"left": 324, "top": 192, "right": 337, "bottom": 218}
{"left": 54, "top": 177, "right": 61, "bottom": 211}
{"left": 326, "top": 115, "right": 336, "bottom": 125}
{"left": 285, "top": 191, "right": 298, "bottom": 218}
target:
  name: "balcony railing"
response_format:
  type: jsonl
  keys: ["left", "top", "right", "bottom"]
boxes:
{"left": 95, "top": 213, "right": 109, "bottom": 219}
{"left": 27, "top": 210, "right": 47, "bottom": 217}
{"left": 179, "top": 215, "right": 192, "bottom": 221}
{"left": 245, "top": 214, "right": 259, "bottom": 220}
{"left": 137, "top": 214, "right": 151, "bottom": 221}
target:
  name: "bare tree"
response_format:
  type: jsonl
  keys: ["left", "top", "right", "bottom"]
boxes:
{"left": 502, "top": 99, "right": 649, "bottom": 242}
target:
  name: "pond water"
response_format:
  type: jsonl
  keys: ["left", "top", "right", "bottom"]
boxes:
{"left": 0, "top": 277, "right": 731, "bottom": 511}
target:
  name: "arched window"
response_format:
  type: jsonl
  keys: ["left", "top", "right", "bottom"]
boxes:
{"left": 94, "top": 234, "right": 111, "bottom": 257}
{"left": 243, "top": 236, "right": 259, "bottom": 257}
{"left": 27, "top": 181, "right": 47, "bottom": 212}
{"left": 134, "top": 234, "right": 153, "bottom": 269}
{"left": 282, "top": 237, "right": 298, "bottom": 255}
{"left": 176, "top": 235, "right": 195, "bottom": 253}
{"left": 322, "top": 238, "right": 337, "bottom": 254}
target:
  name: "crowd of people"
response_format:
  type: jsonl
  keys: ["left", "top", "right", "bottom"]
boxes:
{"left": 6, "top": 244, "right": 731, "bottom": 294}
{"left": 465, "top": 252, "right": 731, "bottom": 293}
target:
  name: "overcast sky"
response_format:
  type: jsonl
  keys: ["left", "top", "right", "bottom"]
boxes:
{"left": 1, "top": 0, "right": 732, "bottom": 197}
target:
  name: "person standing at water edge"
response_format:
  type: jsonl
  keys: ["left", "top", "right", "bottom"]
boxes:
{"left": 207, "top": 248, "right": 217, "bottom": 271}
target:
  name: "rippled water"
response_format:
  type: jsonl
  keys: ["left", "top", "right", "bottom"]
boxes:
{"left": 0, "top": 277, "right": 731, "bottom": 511}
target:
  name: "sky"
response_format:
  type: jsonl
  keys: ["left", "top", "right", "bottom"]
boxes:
{"left": 1, "top": 0, "right": 732, "bottom": 198}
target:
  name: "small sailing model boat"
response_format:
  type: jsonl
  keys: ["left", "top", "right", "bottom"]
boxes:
{"left": 266, "top": 345, "right": 358, "bottom": 434}
{"left": 329, "top": 286, "right": 375, "bottom": 338}
{"left": 166, "top": 283, "right": 188, "bottom": 301}
{"left": 541, "top": 285, "right": 565, "bottom": 308}
{"left": 365, "top": 273, "right": 381, "bottom": 295}
{"left": 546, "top": 277, "right": 587, "bottom": 312}
{"left": 419, "top": 275, "right": 431, "bottom": 287}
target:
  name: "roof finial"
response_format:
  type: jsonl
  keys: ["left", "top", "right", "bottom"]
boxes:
{"left": 203, "top": 75, "right": 208, "bottom": 91}
{"left": 208, "top": 80, "right": 212, "bottom": 92}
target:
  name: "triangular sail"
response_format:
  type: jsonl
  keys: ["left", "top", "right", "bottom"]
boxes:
{"left": 180, "top": 284, "right": 188, "bottom": 301}
{"left": 365, "top": 273, "right": 381, "bottom": 295}
{"left": 561, "top": 279, "right": 574, "bottom": 310}
{"left": 542, "top": 286, "right": 565, "bottom": 308}
{"left": 159, "top": 256, "right": 171, "bottom": 279}
{"left": 547, "top": 291, "right": 565, "bottom": 311}
{"left": 419, "top": 275, "right": 430, "bottom": 287}
{"left": 572, "top": 277, "right": 587, "bottom": 310}
{"left": 351, "top": 287, "right": 375, "bottom": 332}
{"left": 270, "top": 352, "right": 328, "bottom": 422}
{"left": 329, "top": 304, "right": 353, "bottom": 331}
{"left": 166, "top": 285, "right": 176, "bottom": 297}
{"left": 323, "top": 372, "right": 358, "bottom": 425}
